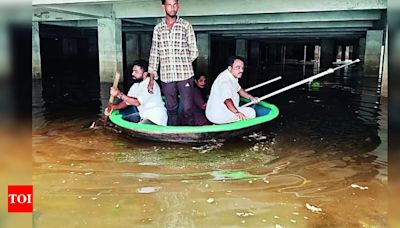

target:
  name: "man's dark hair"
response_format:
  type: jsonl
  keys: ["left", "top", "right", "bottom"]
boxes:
{"left": 132, "top": 59, "right": 148, "bottom": 72}
{"left": 161, "top": 0, "right": 178, "bottom": 4}
{"left": 227, "top": 55, "right": 246, "bottom": 67}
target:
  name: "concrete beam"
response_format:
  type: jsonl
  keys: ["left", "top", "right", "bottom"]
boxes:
{"left": 185, "top": 10, "right": 382, "bottom": 26}
{"left": 116, "top": 10, "right": 382, "bottom": 25}
{"left": 192, "top": 21, "right": 373, "bottom": 31}
{"left": 35, "top": 5, "right": 113, "bottom": 18}
{"left": 32, "top": 22, "right": 42, "bottom": 79}
{"left": 113, "top": 0, "right": 386, "bottom": 18}
{"left": 33, "top": 0, "right": 115, "bottom": 5}
{"left": 122, "top": 21, "right": 374, "bottom": 32}
{"left": 123, "top": 27, "right": 369, "bottom": 34}
{"left": 33, "top": 9, "right": 98, "bottom": 21}
{"left": 98, "top": 18, "right": 123, "bottom": 83}
{"left": 40, "top": 20, "right": 98, "bottom": 27}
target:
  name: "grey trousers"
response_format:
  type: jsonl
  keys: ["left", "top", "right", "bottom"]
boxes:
{"left": 161, "top": 77, "right": 194, "bottom": 126}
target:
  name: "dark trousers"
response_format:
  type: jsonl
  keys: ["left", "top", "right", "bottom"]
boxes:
{"left": 161, "top": 78, "right": 194, "bottom": 126}
{"left": 120, "top": 106, "right": 141, "bottom": 123}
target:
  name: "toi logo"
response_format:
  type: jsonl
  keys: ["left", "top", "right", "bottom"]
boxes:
{"left": 8, "top": 185, "right": 33, "bottom": 213}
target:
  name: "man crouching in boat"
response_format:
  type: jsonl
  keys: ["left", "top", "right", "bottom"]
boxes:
{"left": 206, "top": 56, "right": 259, "bottom": 124}
{"left": 104, "top": 60, "right": 168, "bottom": 126}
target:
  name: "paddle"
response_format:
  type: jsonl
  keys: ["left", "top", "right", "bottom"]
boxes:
{"left": 245, "top": 76, "right": 282, "bottom": 92}
{"left": 241, "top": 59, "right": 360, "bottom": 107}
{"left": 104, "top": 72, "right": 121, "bottom": 125}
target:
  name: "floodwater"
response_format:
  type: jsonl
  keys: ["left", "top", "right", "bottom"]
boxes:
{"left": 32, "top": 65, "right": 387, "bottom": 227}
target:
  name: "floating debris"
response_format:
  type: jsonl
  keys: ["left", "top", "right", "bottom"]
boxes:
{"left": 89, "top": 122, "right": 96, "bottom": 129}
{"left": 304, "top": 216, "right": 309, "bottom": 220}
{"left": 306, "top": 203, "right": 322, "bottom": 213}
{"left": 243, "top": 132, "right": 269, "bottom": 141}
{"left": 211, "top": 170, "right": 260, "bottom": 181}
{"left": 137, "top": 187, "right": 160, "bottom": 194}
{"left": 84, "top": 172, "right": 94, "bottom": 176}
{"left": 91, "top": 197, "right": 98, "bottom": 200}
{"left": 248, "top": 180, "right": 253, "bottom": 184}
{"left": 292, "top": 212, "right": 299, "bottom": 216}
{"left": 241, "top": 220, "right": 246, "bottom": 224}
{"left": 290, "top": 219, "right": 297, "bottom": 223}
{"left": 192, "top": 141, "right": 223, "bottom": 153}
{"left": 342, "top": 156, "right": 352, "bottom": 161}
{"left": 275, "top": 224, "right": 283, "bottom": 228}
{"left": 205, "top": 184, "right": 209, "bottom": 188}
{"left": 351, "top": 184, "right": 369, "bottom": 190}
{"left": 236, "top": 211, "right": 255, "bottom": 217}
{"left": 274, "top": 215, "right": 280, "bottom": 219}
{"left": 262, "top": 219, "right": 267, "bottom": 223}
{"left": 61, "top": 180, "right": 66, "bottom": 184}
{"left": 206, "top": 198, "right": 215, "bottom": 204}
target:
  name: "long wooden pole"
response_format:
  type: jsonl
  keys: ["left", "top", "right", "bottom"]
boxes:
{"left": 104, "top": 72, "right": 120, "bottom": 124}
{"left": 241, "top": 59, "right": 360, "bottom": 107}
{"left": 245, "top": 76, "right": 282, "bottom": 92}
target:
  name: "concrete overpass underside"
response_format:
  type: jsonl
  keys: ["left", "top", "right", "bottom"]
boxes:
{"left": 32, "top": 0, "right": 387, "bottom": 96}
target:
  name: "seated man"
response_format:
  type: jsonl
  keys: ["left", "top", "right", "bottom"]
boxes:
{"left": 206, "top": 56, "right": 258, "bottom": 124}
{"left": 104, "top": 60, "right": 168, "bottom": 126}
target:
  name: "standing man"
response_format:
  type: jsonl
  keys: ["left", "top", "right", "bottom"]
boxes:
{"left": 206, "top": 56, "right": 259, "bottom": 124}
{"left": 148, "top": 0, "right": 199, "bottom": 126}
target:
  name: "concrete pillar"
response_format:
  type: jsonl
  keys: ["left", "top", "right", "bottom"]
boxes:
{"left": 235, "top": 39, "right": 248, "bottom": 61}
{"left": 381, "top": 29, "right": 388, "bottom": 97}
{"left": 358, "top": 38, "right": 366, "bottom": 63}
{"left": 32, "top": 22, "right": 42, "bottom": 79}
{"left": 248, "top": 40, "right": 260, "bottom": 86}
{"left": 196, "top": 33, "right": 210, "bottom": 75}
{"left": 97, "top": 18, "right": 123, "bottom": 83}
{"left": 320, "top": 39, "right": 335, "bottom": 68}
{"left": 364, "top": 30, "right": 384, "bottom": 74}
{"left": 140, "top": 33, "right": 152, "bottom": 61}
{"left": 125, "top": 33, "right": 139, "bottom": 67}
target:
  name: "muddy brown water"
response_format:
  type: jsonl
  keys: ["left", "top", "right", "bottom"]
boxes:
{"left": 32, "top": 67, "right": 387, "bottom": 227}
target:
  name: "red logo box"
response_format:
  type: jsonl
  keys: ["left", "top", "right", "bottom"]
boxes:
{"left": 8, "top": 185, "right": 33, "bottom": 213}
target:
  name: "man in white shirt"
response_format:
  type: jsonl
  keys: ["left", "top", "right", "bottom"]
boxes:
{"left": 206, "top": 56, "right": 258, "bottom": 124}
{"left": 105, "top": 60, "right": 168, "bottom": 126}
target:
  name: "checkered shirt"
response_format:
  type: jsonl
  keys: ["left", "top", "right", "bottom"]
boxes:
{"left": 148, "top": 17, "right": 198, "bottom": 83}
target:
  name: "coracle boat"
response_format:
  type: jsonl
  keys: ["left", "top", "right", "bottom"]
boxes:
{"left": 106, "top": 59, "right": 361, "bottom": 143}
{"left": 108, "top": 98, "right": 279, "bottom": 143}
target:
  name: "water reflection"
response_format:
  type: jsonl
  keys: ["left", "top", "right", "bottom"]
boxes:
{"left": 32, "top": 64, "right": 387, "bottom": 227}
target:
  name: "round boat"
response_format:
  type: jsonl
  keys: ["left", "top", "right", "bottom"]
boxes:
{"left": 108, "top": 98, "right": 279, "bottom": 143}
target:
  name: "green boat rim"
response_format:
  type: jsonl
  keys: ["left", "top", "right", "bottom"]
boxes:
{"left": 109, "top": 98, "right": 279, "bottom": 134}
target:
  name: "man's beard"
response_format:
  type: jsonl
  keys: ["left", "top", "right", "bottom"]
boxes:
{"left": 133, "top": 77, "right": 144, "bottom": 83}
